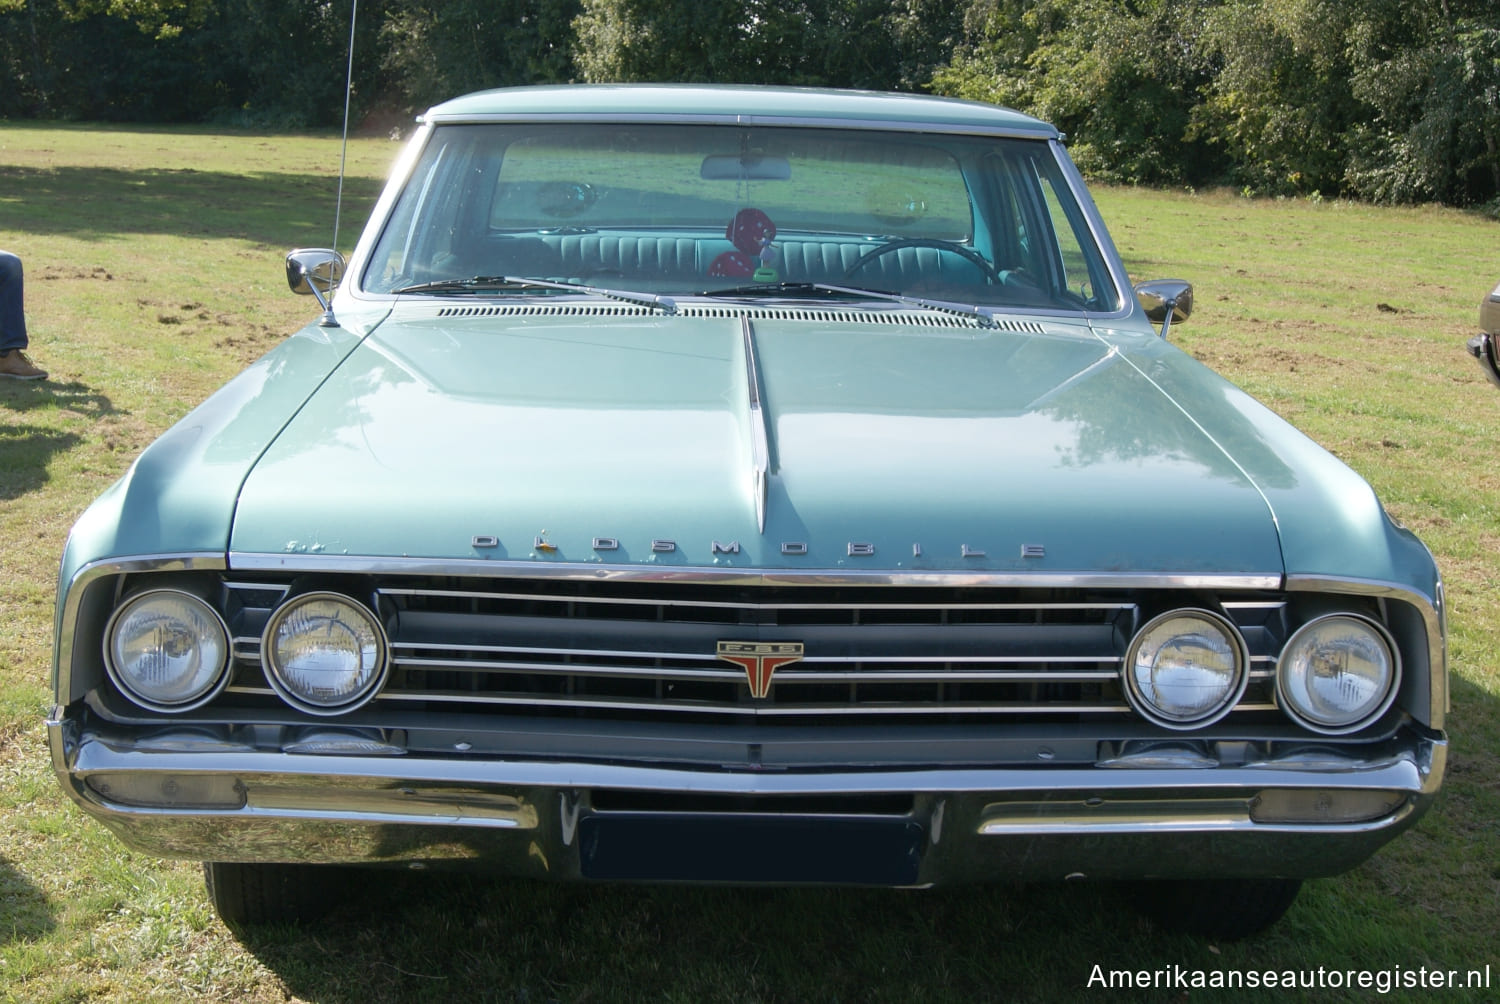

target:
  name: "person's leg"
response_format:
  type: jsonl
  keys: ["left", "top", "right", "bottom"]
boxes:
{"left": 0, "top": 250, "right": 46, "bottom": 379}
{"left": 0, "top": 250, "right": 27, "bottom": 353}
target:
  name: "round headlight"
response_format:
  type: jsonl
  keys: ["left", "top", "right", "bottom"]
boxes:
{"left": 1123, "top": 609, "right": 1249, "bottom": 729}
{"left": 262, "top": 592, "right": 388, "bottom": 715}
{"left": 104, "top": 589, "right": 231, "bottom": 712}
{"left": 1276, "top": 614, "right": 1400, "bottom": 734}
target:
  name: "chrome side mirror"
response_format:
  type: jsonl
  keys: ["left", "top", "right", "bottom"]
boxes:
{"left": 1469, "top": 283, "right": 1500, "bottom": 389}
{"left": 1468, "top": 333, "right": 1500, "bottom": 389}
{"left": 1133, "top": 280, "right": 1193, "bottom": 340}
{"left": 285, "top": 248, "right": 346, "bottom": 327}
{"left": 1481, "top": 282, "right": 1500, "bottom": 337}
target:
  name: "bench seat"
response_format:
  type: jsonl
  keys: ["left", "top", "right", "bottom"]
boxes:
{"left": 459, "top": 232, "right": 991, "bottom": 290}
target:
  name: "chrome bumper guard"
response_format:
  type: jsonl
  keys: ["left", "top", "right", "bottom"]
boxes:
{"left": 48, "top": 714, "right": 1446, "bottom": 885}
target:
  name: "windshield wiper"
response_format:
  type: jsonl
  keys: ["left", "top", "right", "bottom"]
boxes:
{"left": 699, "top": 282, "right": 867, "bottom": 299}
{"left": 809, "top": 282, "right": 1003, "bottom": 328}
{"left": 394, "top": 275, "right": 676, "bottom": 314}
{"left": 700, "top": 281, "right": 1000, "bottom": 327}
{"left": 394, "top": 276, "right": 532, "bottom": 294}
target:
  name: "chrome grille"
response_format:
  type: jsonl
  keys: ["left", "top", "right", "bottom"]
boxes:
{"left": 223, "top": 579, "right": 1286, "bottom": 721}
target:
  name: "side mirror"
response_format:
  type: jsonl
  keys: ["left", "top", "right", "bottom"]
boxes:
{"left": 1469, "top": 333, "right": 1500, "bottom": 389}
{"left": 1133, "top": 280, "right": 1193, "bottom": 339}
{"left": 1470, "top": 282, "right": 1500, "bottom": 388}
{"left": 285, "top": 248, "right": 346, "bottom": 327}
{"left": 1481, "top": 282, "right": 1500, "bottom": 337}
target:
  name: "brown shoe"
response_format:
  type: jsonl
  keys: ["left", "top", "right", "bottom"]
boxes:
{"left": 0, "top": 350, "right": 47, "bottom": 380}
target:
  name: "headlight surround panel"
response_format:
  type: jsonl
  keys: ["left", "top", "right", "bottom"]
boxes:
{"left": 102, "top": 588, "right": 232, "bottom": 713}
{"left": 1122, "top": 608, "right": 1251, "bottom": 730}
{"left": 260, "top": 590, "right": 390, "bottom": 716}
{"left": 1275, "top": 613, "right": 1401, "bottom": 735}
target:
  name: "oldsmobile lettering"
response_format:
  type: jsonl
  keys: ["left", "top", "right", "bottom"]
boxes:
{"left": 459, "top": 537, "right": 1329, "bottom": 566}
{"left": 470, "top": 533, "right": 1050, "bottom": 559}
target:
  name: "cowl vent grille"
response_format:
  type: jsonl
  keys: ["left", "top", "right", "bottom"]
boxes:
{"left": 428, "top": 302, "right": 1047, "bottom": 332}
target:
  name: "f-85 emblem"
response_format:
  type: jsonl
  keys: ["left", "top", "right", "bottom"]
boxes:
{"left": 716, "top": 641, "right": 804, "bottom": 699}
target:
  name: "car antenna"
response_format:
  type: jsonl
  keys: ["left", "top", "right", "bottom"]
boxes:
{"left": 332, "top": 0, "right": 358, "bottom": 263}
{"left": 312, "top": 0, "right": 359, "bottom": 328}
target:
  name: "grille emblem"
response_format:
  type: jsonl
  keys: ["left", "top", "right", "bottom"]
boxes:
{"left": 716, "top": 641, "right": 804, "bottom": 699}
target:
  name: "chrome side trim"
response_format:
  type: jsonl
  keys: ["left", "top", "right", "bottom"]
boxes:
{"left": 976, "top": 800, "right": 1424, "bottom": 837}
{"left": 1285, "top": 574, "right": 1446, "bottom": 731}
{"left": 227, "top": 552, "right": 1282, "bottom": 591}
{"left": 54, "top": 553, "right": 229, "bottom": 706}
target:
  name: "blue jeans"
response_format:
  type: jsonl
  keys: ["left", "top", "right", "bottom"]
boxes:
{"left": 0, "top": 250, "right": 28, "bottom": 353}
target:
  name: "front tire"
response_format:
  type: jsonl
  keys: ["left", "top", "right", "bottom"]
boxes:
{"left": 1131, "top": 877, "right": 1302, "bottom": 940}
{"left": 203, "top": 862, "right": 345, "bottom": 929}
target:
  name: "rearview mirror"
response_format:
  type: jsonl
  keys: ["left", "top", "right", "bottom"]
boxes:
{"left": 700, "top": 155, "right": 791, "bottom": 181}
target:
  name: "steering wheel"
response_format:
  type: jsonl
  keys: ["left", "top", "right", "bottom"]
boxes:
{"left": 841, "top": 238, "right": 999, "bottom": 284}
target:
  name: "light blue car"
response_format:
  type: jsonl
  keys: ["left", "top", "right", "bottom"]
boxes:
{"left": 49, "top": 85, "right": 1447, "bottom": 939}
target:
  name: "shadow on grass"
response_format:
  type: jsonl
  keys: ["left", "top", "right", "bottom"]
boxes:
{"left": 0, "top": 165, "right": 383, "bottom": 251}
{"left": 0, "top": 378, "right": 116, "bottom": 417}
{"left": 0, "top": 379, "right": 119, "bottom": 500}
{"left": 0, "top": 858, "right": 56, "bottom": 944}
{"left": 235, "top": 874, "right": 1157, "bottom": 1003}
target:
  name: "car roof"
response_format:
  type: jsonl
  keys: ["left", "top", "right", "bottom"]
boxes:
{"left": 421, "top": 84, "right": 1059, "bottom": 140}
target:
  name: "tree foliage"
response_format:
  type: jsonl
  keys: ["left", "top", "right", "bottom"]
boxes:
{"left": 573, "top": 1, "right": 964, "bottom": 91}
{"left": 1, "top": 0, "right": 1497, "bottom": 207}
{"left": 380, "top": 1, "right": 579, "bottom": 112}
{"left": 933, "top": 0, "right": 1500, "bottom": 206}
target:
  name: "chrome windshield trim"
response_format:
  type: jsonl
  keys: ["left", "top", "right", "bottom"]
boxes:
{"left": 227, "top": 552, "right": 1281, "bottom": 591}
{"left": 419, "top": 111, "right": 1058, "bottom": 141}
{"left": 54, "top": 553, "right": 229, "bottom": 706}
{"left": 1051, "top": 139, "right": 1131, "bottom": 315}
{"left": 1285, "top": 573, "right": 1447, "bottom": 730}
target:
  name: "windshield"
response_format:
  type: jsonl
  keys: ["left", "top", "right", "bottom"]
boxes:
{"left": 362, "top": 123, "right": 1122, "bottom": 313}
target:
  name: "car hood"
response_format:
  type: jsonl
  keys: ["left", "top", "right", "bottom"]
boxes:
{"left": 229, "top": 305, "right": 1286, "bottom": 574}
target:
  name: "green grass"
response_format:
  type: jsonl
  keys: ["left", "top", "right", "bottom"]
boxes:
{"left": 3, "top": 127, "right": 1500, "bottom": 1001}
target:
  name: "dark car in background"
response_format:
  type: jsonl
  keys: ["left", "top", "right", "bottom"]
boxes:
{"left": 1470, "top": 281, "right": 1500, "bottom": 387}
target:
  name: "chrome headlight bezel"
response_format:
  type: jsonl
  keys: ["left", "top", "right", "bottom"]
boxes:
{"left": 1275, "top": 613, "right": 1401, "bottom": 735}
{"left": 261, "top": 591, "right": 389, "bottom": 716}
{"left": 1122, "top": 608, "right": 1250, "bottom": 730}
{"left": 103, "top": 588, "right": 232, "bottom": 713}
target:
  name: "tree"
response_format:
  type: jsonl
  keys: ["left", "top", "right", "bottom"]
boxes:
{"left": 932, "top": 0, "right": 1221, "bottom": 185}
{"left": 1191, "top": 0, "right": 1357, "bottom": 196}
{"left": 379, "top": 1, "right": 580, "bottom": 113}
{"left": 572, "top": 0, "right": 965, "bottom": 91}
{"left": 1344, "top": 0, "right": 1500, "bottom": 205}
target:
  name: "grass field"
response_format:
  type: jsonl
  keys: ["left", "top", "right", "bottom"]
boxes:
{"left": 2, "top": 123, "right": 1499, "bottom": 1002}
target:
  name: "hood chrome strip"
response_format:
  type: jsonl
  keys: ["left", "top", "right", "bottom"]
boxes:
{"left": 741, "top": 315, "right": 771, "bottom": 533}
{"left": 226, "top": 551, "right": 1281, "bottom": 591}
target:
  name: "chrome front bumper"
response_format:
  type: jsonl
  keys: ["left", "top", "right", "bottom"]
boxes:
{"left": 49, "top": 714, "right": 1447, "bottom": 885}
